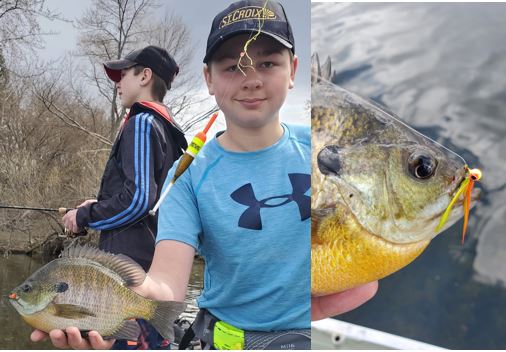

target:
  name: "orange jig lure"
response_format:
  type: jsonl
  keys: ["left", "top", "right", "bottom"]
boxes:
{"left": 436, "top": 167, "right": 482, "bottom": 244}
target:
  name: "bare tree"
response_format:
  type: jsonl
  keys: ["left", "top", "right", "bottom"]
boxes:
{"left": 75, "top": 0, "right": 209, "bottom": 139}
{"left": 138, "top": 10, "right": 205, "bottom": 120}
{"left": 76, "top": 0, "right": 158, "bottom": 140}
{"left": 0, "top": 0, "right": 63, "bottom": 59}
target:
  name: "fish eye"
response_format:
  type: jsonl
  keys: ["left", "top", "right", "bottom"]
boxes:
{"left": 21, "top": 284, "right": 32, "bottom": 293}
{"left": 55, "top": 282, "right": 69, "bottom": 293}
{"left": 317, "top": 145, "right": 341, "bottom": 176}
{"left": 408, "top": 152, "right": 437, "bottom": 179}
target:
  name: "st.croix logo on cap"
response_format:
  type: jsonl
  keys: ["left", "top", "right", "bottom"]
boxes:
{"left": 220, "top": 6, "right": 276, "bottom": 29}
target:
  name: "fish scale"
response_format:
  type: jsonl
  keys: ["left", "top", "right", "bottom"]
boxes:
{"left": 311, "top": 54, "right": 470, "bottom": 295}
{"left": 9, "top": 245, "right": 185, "bottom": 340}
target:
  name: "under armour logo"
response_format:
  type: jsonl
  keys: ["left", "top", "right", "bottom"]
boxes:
{"left": 230, "top": 173, "right": 310, "bottom": 230}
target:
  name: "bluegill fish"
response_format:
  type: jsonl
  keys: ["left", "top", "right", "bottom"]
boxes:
{"left": 8, "top": 245, "right": 185, "bottom": 340}
{"left": 311, "top": 54, "right": 478, "bottom": 295}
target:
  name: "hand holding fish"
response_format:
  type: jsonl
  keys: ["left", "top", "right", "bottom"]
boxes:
{"left": 311, "top": 281, "right": 378, "bottom": 321}
{"left": 9, "top": 245, "right": 187, "bottom": 348}
{"left": 30, "top": 327, "right": 114, "bottom": 350}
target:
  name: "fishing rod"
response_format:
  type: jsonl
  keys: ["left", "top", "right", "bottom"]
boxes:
{"left": 0, "top": 204, "right": 70, "bottom": 214}
{"left": 149, "top": 111, "right": 219, "bottom": 216}
{"left": 0, "top": 204, "right": 87, "bottom": 237}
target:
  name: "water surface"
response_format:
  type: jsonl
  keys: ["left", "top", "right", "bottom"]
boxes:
{"left": 312, "top": 3, "right": 506, "bottom": 349}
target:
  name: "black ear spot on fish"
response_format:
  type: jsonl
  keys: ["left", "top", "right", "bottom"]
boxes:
{"left": 21, "top": 284, "right": 32, "bottom": 293}
{"left": 408, "top": 152, "right": 438, "bottom": 180}
{"left": 55, "top": 282, "right": 69, "bottom": 293}
{"left": 317, "top": 145, "right": 341, "bottom": 176}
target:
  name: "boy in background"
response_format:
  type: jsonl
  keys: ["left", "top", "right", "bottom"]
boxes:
{"left": 61, "top": 45, "right": 187, "bottom": 349}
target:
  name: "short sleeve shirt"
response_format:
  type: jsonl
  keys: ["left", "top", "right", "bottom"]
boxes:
{"left": 157, "top": 123, "right": 310, "bottom": 331}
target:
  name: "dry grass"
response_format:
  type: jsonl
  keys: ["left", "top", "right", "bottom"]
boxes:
{"left": 0, "top": 81, "right": 109, "bottom": 255}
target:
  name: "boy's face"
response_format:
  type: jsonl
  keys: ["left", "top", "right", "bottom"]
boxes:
{"left": 204, "top": 34, "right": 297, "bottom": 129}
{"left": 116, "top": 67, "right": 143, "bottom": 108}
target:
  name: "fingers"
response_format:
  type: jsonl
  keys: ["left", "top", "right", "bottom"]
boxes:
{"left": 78, "top": 199, "right": 98, "bottom": 208}
{"left": 311, "top": 281, "right": 378, "bottom": 321}
{"left": 88, "top": 331, "right": 116, "bottom": 349}
{"left": 65, "top": 327, "right": 93, "bottom": 349}
{"left": 35, "top": 328, "right": 110, "bottom": 350}
{"left": 48, "top": 329, "right": 71, "bottom": 349}
{"left": 30, "top": 329, "right": 48, "bottom": 342}
{"left": 62, "top": 209, "right": 81, "bottom": 234}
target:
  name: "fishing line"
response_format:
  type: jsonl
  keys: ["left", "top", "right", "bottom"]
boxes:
{"left": 312, "top": 72, "right": 468, "bottom": 166}
{"left": 237, "top": 0, "right": 269, "bottom": 75}
{"left": 313, "top": 69, "right": 483, "bottom": 242}
{"left": 69, "top": 2, "right": 272, "bottom": 249}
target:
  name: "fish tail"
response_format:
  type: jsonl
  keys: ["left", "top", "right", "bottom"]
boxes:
{"left": 147, "top": 300, "right": 186, "bottom": 341}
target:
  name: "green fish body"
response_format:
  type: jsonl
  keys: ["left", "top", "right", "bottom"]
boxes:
{"left": 9, "top": 245, "right": 185, "bottom": 340}
{"left": 311, "top": 54, "right": 473, "bottom": 295}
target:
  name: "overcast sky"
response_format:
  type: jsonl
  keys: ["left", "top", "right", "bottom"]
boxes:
{"left": 37, "top": 0, "right": 311, "bottom": 128}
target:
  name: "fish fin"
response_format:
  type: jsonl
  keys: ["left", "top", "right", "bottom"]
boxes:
{"left": 148, "top": 301, "right": 186, "bottom": 341}
{"left": 321, "top": 56, "right": 332, "bottom": 81}
{"left": 311, "top": 53, "right": 333, "bottom": 85}
{"left": 52, "top": 303, "right": 97, "bottom": 319}
{"left": 311, "top": 53, "right": 321, "bottom": 85}
{"left": 311, "top": 208, "right": 335, "bottom": 228}
{"left": 61, "top": 245, "right": 146, "bottom": 286}
{"left": 108, "top": 319, "right": 141, "bottom": 341}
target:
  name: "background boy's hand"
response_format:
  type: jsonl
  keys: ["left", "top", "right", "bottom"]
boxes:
{"left": 78, "top": 199, "right": 98, "bottom": 208}
{"left": 30, "top": 328, "right": 115, "bottom": 349}
{"left": 62, "top": 209, "right": 80, "bottom": 234}
{"left": 311, "top": 281, "right": 378, "bottom": 321}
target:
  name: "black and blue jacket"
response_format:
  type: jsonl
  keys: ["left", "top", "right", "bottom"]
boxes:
{"left": 76, "top": 102, "right": 187, "bottom": 270}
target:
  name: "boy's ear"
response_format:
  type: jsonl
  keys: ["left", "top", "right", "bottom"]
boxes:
{"left": 203, "top": 64, "right": 215, "bottom": 96}
{"left": 289, "top": 55, "right": 298, "bottom": 90}
{"left": 140, "top": 67, "right": 153, "bottom": 87}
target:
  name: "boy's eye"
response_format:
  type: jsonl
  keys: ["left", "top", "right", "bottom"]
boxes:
{"left": 260, "top": 61, "right": 275, "bottom": 69}
{"left": 226, "top": 65, "right": 239, "bottom": 72}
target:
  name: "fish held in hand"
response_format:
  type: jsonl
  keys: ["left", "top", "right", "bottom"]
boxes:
{"left": 8, "top": 245, "right": 185, "bottom": 341}
{"left": 311, "top": 54, "right": 480, "bottom": 296}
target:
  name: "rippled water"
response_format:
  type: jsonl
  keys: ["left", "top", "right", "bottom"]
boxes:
{"left": 312, "top": 3, "right": 506, "bottom": 349}
{"left": 0, "top": 254, "right": 203, "bottom": 350}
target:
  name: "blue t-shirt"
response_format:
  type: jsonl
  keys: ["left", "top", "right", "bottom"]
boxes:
{"left": 156, "top": 123, "right": 310, "bottom": 331}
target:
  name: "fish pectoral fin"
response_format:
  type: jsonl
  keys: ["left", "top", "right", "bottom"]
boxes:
{"left": 311, "top": 208, "right": 336, "bottom": 230}
{"left": 52, "top": 303, "right": 97, "bottom": 319}
{"left": 108, "top": 319, "right": 141, "bottom": 341}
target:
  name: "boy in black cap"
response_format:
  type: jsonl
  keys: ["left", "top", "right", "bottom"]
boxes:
{"left": 32, "top": 1, "right": 312, "bottom": 350}
{"left": 60, "top": 45, "right": 187, "bottom": 349}
{"left": 153, "top": 0, "right": 311, "bottom": 348}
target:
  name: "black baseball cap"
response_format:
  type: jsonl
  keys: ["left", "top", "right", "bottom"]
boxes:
{"left": 203, "top": 0, "right": 295, "bottom": 63}
{"left": 103, "top": 46, "right": 179, "bottom": 88}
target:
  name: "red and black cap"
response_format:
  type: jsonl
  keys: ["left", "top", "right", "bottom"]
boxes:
{"left": 104, "top": 46, "right": 179, "bottom": 88}
{"left": 203, "top": 0, "right": 295, "bottom": 63}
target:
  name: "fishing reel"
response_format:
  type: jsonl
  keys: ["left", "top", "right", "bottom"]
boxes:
{"left": 63, "top": 228, "right": 88, "bottom": 238}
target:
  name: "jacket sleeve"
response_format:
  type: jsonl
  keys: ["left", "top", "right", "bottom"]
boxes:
{"left": 76, "top": 112, "right": 168, "bottom": 230}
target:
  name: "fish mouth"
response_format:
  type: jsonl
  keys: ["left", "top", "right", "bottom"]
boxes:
{"left": 8, "top": 295, "right": 22, "bottom": 309}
